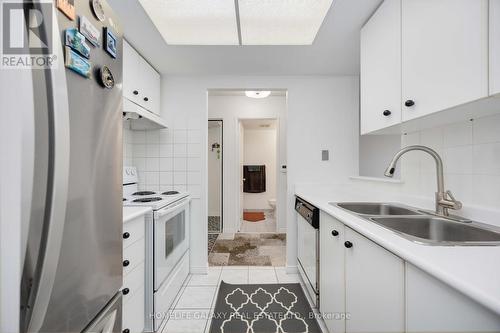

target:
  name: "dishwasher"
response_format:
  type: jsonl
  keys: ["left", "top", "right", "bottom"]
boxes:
{"left": 295, "top": 196, "right": 320, "bottom": 308}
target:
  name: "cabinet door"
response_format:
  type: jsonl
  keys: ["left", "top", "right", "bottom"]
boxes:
{"left": 147, "top": 65, "right": 161, "bottom": 115}
{"left": 344, "top": 227, "right": 405, "bottom": 333}
{"left": 402, "top": 0, "right": 488, "bottom": 121}
{"left": 491, "top": 0, "right": 500, "bottom": 96}
{"left": 360, "top": 0, "right": 401, "bottom": 134}
{"left": 319, "top": 212, "right": 346, "bottom": 333}
{"left": 406, "top": 263, "right": 500, "bottom": 332}
{"left": 123, "top": 287, "right": 145, "bottom": 333}
{"left": 122, "top": 40, "right": 140, "bottom": 104}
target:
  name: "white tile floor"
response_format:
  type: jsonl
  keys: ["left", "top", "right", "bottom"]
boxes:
{"left": 160, "top": 266, "right": 315, "bottom": 333}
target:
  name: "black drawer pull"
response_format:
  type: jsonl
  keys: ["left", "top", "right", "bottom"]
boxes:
{"left": 383, "top": 110, "right": 391, "bottom": 116}
{"left": 405, "top": 99, "right": 415, "bottom": 107}
{"left": 122, "top": 288, "right": 130, "bottom": 295}
{"left": 123, "top": 260, "right": 130, "bottom": 267}
{"left": 143, "top": 97, "right": 149, "bottom": 102}
{"left": 344, "top": 241, "right": 353, "bottom": 248}
{"left": 123, "top": 329, "right": 130, "bottom": 333}
{"left": 331, "top": 230, "right": 339, "bottom": 237}
{"left": 123, "top": 232, "right": 130, "bottom": 239}
{"left": 133, "top": 90, "right": 138, "bottom": 95}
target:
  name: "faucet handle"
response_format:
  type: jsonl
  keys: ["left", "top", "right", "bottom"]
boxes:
{"left": 445, "top": 190, "right": 462, "bottom": 210}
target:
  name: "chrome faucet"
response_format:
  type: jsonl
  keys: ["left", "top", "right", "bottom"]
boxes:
{"left": 384, "top": 145, "right": 462, "bottom": 217}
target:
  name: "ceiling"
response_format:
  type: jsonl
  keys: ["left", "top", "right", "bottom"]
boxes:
{"left": 108, "top": 0, "right": 382, "bottom": 75}
{"left": 138, "top": 0, "right": 333, "bottom": 45}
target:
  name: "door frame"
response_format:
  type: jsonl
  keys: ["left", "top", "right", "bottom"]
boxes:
{"left": 208, "top": 119, "right": 223, "bottom": 233}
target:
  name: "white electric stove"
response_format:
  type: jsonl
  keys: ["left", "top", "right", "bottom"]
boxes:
{"left": 123, "top": 166, "right": 190, "bottom": 332}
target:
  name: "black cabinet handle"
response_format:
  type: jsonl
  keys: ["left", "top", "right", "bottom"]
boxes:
{"left": 344, "top": 241, "right": 353, "bottom": 248}
{"left": 123, "top": 329, "right": 130, "bottom": 333}
{"left": 383, "top": 110, "right": 391, "bottom": 116}
{"left": 123, "top": 232, "right": 130, "bottom": 239}
{"left": 133, "top": 90, "right": 138, "bottom": 95}
{"left": 123, "top": 260, "right": 130, "bottom": 267}
{"left": 143, "top": 97, "right": 149, "bottom": 102}
{"left": 331, "top": 230, "right": 339, "bottom": 237}
{"left": 405, "top": 100, "right": 415, "bottom": 107}
{"left": 122, "top": 288, "right": 130, "bottom": 295}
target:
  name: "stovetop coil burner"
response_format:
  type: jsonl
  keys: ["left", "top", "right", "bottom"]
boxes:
{"left": 133, "top": 191, "right": 156, "bottom": 196}
{"left": 162, "top": 191, "right": 179, "bottom": 195}
{"left": 133, "top": 197, "right": 162, "bottom": 203}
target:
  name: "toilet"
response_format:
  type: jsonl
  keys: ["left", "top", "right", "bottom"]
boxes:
{"left": 268, "top": 198, "right": 276, "bottom": 216}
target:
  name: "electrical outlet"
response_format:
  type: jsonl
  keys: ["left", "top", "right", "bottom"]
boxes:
{"left": 322, "top": 150, "right": 329, "bottom": 161}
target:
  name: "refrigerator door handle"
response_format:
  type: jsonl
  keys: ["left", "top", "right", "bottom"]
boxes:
{"left": 25, "top": 4, "right": 71, "bottom": 332}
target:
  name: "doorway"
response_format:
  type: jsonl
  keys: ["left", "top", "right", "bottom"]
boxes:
{"left": 208, "top": 120, "right": 223, "bottom": 253}
{"left": 239, "top": 119, "right": 277, "bottom": 233}
{"left": 206, "top": 89, "right": 287, "bottom": 267}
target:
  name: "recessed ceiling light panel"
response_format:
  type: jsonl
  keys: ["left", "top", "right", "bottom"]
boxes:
{"left": 138, "top": 0, "right": 239, "bottom": 45}
{"left": 238, "top": 0, "right": 334, "bottom": 45}
{"left": 245, "top": 91, "right": 271, "bottom": 98}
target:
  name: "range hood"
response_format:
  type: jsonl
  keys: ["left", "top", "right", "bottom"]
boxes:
{"left": 122, "top": 98, "right": 167, "bottom": 130}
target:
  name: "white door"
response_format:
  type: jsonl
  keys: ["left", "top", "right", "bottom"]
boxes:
{"left": 319, "top": 212, "right": 346, "bottom": 333}
{"left": 360, "top": 0, "right": 401, "bottom": 134}
{"left": 402, "top": 0, "right": 488, "bottom": 121}
{"left": 490, "top": 0, "right": 500, "bottom": 96}
{"left": 344, "top": 227, "right": 405, "bottom": 333}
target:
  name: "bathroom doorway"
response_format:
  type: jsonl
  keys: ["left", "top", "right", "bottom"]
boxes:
{"left": 239, "top": 119, "right": 278, "bottom": 233}
{"left": 208, "top": 120, "right": 223, "bottom": 239}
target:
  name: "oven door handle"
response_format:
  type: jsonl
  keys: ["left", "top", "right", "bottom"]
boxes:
{"left": 154, "top": 197, "right": 190, "bottom": 219}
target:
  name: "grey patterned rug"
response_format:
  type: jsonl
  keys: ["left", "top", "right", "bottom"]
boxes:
{"left": 209, "top": 216, "right": 222, "bottom": 233}
{"left": 209, "top": 282, "right": 321, "bottom": 333}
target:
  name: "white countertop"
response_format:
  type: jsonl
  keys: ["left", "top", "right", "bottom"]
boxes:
{"left": 123, "top": 206, "right": 151, "bottom": 223}
{"left": 295, "top": 184, "right": 500, "bottom": 316}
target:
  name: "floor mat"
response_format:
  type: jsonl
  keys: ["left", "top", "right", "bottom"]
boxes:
{"left": 209, "top": 216, "right": 222, "bottom": 232}
{"left": 208, "top": 233, "right": 219, "bottom": 253}
{"left": 243, "top": 212, "right": 265, "bottom": 222}
{"left": 209, "top": 233, "right": 286, "bottom": 266}
{"left": 208, "top": 281, "right": 321, "bottom": 333}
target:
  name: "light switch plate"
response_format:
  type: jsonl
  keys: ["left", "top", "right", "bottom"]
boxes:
{"left": 322, "top": 150, "right": 329, "bottom": 161}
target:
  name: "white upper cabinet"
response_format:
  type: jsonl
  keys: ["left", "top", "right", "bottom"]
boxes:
{"left": 360, "top": 0, "right": 401, "bottom": 134}
{"left": 490, "top": 0, "right": 500, "bottom": 96}
{"left": 401, "top": 0, "right": 489, "bottom": 121}
{"left": 123, "top": 40, "right": 161, "bottom": 115}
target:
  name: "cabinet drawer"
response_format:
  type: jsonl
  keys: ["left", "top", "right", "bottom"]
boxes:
{"left": 123, "top": 237, "right": 145, "bottom": 276}
{"left": 123, "top": 215, "right": 145, "bottom": 250}
{"left": 123, "top": 261, "right": 144, "bottom": 297}
{"left": 123, "top": 284, "right": 145, "bottom": 333}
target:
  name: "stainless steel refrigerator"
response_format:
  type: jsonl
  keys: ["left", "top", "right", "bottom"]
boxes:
{"left": 20, "top": 0, "right": 123, "bottom": 331}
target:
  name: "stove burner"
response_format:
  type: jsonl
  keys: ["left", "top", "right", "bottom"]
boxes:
{"left": 133, "top": 197, "right": 162, "bottom": 203}
{"left": 133, "top": 191, "right": 156, "bottom": 196}
{"left": 162, "top": 191, "right": 179, "bottom": 195}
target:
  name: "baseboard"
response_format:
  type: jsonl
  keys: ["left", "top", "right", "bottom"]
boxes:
{"left": 286, "top": 265, "right": 298, "bottom": 274}
{"left": 190, "top": 265, "right": 208, "bottom": 274}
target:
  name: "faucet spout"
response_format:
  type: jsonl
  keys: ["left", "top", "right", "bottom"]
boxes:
{"left": 384, "top": 145, "right": 461, "bottom": 217}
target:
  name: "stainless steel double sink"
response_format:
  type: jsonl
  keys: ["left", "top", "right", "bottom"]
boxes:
{"left": 331, "top": 202, "right": 500, "bottom": 246}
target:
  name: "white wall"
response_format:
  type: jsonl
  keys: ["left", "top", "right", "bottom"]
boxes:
{"left": 243, "top": 127, "right": 277, "bottom": 210}
{"left": 160, "top": 75, "right": 359, "bottom": 272}
{"left": 208, "top": 125, "right": 222, "bottom": 216}
{"left": 208, "top": 95, "right": 286, "bottom": 233}
{"left": 359, "top": 134, "right": 401, "bottom": 178}
{"left": 354, "top": 113, "right": 500, "bottom": 226}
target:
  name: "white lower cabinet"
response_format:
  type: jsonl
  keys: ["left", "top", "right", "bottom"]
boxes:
{"left": 122, "top": 214, "right": 147, "bottom": 333}
{"left": 344, "top": 227, "right": 405, "bottom": 333}
{"left": 320, "top": 212, "right": 405, "bottom": 333}
{"left": 319, "top": 211, "right": 500, "bottom": 333}
{"left": 406, "top": 263, "right": 500, "bottom": 332}
{"left": 320, "top": 212, "right": 346, "bottom": 333}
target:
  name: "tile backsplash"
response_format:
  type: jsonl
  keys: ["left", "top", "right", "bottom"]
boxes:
{"left": 122, "top": 121, "right": 202, "bottom": 198}
{"left": 400, "top": 113, "right": 500, "bottom": 210}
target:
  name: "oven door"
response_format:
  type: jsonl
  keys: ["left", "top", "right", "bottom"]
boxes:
{"left": 153, "top": 197, "right": 190, "bottom": 291}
